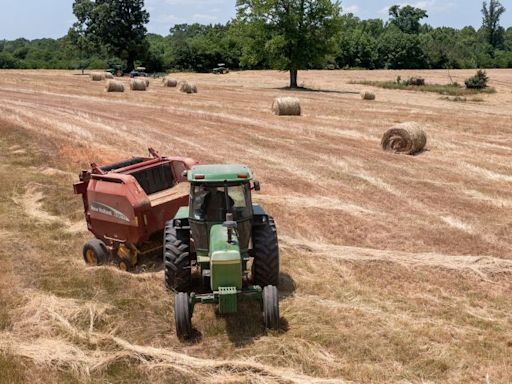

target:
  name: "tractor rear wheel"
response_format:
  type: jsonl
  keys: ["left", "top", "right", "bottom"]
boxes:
{"left": 174, "top": 292, "right": 192, "bottom": 340}
{"left": 252, "top": 217, "right": 279, "bottom": 287}
{"left": 83, "top": 239, "right": 108, "bottom": 266}
{"left": 163, "top": 222, "right": 192, "bottom": 292}
{"left": 263, "top": 285, "right": 279, "bottom": 330}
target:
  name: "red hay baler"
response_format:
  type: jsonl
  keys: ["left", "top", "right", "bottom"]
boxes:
{"left": 74, "top": 149, "right": 198, "bottom": 270}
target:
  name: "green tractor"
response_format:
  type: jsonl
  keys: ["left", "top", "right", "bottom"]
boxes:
{"left": 164, "top": 164, "right": 280, "bottom": 339}
{"left": 106, "top": 64, "right": 125, "bottom": 77}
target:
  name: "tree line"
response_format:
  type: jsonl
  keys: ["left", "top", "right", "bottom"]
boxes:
{"left": 1, "top": 0, "right": 510, "bottom": 86}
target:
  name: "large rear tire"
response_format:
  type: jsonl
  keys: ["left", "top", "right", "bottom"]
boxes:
{"left": 83, "top": 239, "right": 108, "bottom": 266}
{"left": 263, "top": 285, "right": 280, "bottom": 330}
{"left": 252, "top": 217, "right": 279, "bottom": 287}
{"left": 163, "top": 222, "right": 191, "bottom": 292}
{"left": 174, "top": 292, "right": 192, "bottom": 340}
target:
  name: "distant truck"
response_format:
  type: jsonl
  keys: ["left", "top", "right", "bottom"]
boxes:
{"left": 213, "top": 63, "right": 230, "bottom": 75}
{"left": 130, "top": 67, "right": 148, "bottom": 78}
{"left": 74, "top": 149, "right": 198, "bottom": 271}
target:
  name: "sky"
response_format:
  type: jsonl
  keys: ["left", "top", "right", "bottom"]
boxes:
{"left": 0, "top": 0, "right": 511, "bottom": 41}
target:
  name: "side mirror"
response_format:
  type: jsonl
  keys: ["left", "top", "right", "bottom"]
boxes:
{"left": 253, "top": 180, "right": 261, "bottom": 192}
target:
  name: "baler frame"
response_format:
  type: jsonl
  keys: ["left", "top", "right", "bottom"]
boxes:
{"left": 74, "top": 148, "right": 197, "bottom": 270}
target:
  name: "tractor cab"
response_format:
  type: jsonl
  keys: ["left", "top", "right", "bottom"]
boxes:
{"left": 164, "top": 164, "right": 279, "bottom": 339}
{"left": 187, "top": 164, "right": 258, "bottom": 257}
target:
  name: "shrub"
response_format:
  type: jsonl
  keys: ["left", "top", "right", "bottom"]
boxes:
{"left": 404, "top": 77, "right": 425, "bottom": 86}
{"left": 465, "top": 70, "right": 489, "bottom": 89}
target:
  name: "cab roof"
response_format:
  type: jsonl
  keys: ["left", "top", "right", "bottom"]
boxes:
{"left": 188, "top": 164, "right": 253, "bottom": 183}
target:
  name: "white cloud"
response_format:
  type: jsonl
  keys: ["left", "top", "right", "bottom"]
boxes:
{"left": 164, "top": 0, "right": 225, "bottom": 4}
{"left": 155, "top": 13, "right": 183, "bottom": 24}
{"left": 380, "top": 0, "right": 456, "bottom": 15}
{"left": 344, "top": 5, "right": 360, "bottom": 15}
{"left": 191, "top": 14, "right": 219, "bottom": 22}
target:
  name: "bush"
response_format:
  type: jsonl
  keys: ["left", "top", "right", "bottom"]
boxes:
{"left": 465, "top": 70, "right": 489, "bottom": 89}
{"left": 404, "top": 77, "right": 425, "bottom": 86}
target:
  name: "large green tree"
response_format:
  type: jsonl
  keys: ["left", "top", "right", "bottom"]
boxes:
{"left": 481, "top": 0, "right": 506, "bottom": 48}
{"left": 388, "top": 5, "right": 428, "bottom": 34}
{"left": 235, "top": 0, "right": 342, "bottom": 88}
{"left": 70, "top": 0, "right": 149, "bottom": 71}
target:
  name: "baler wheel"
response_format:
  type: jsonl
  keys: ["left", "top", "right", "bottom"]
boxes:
{"left": 263, "top": 285, "right": 280, "bottom": 330}
{"left": 163, "top": 222, "right": 192, "bottom": 292}
{"left": 252, "top": 217, "right": 280, "bottom": 287}
{"left": 117, "top": 259, "right": 130, "bottom": 272}
{"left": 174, "top": 292, "right": 192, "bottom": 340}
{"left": 83, "top": 239, "right": 108, "bottom": 266}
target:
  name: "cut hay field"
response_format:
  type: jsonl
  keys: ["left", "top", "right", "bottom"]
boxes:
{"left": 0, "top": 69, "right": 511, "bottom": 384}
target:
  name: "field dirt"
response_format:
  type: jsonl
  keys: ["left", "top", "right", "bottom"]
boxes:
{"left": 0, "top": 69, "right": 511, "bottom": 383}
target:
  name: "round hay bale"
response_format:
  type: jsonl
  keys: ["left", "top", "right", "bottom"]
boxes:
{"left": 361, "top": 91, "right": 376, "bottom": 100}
{"left": 163, "top": 78, "right": 178, "bottom": 87}
{"left": 130, "top": 78, "right": 147, "bottom": 91}
{"left": 381, "top": 122, "right": 427, "bottom": 155}
{"left": 142, "top": 78, "right": 150, "bottom": 87}
{"left": 105, "top": 80, "right": 125, "bottom": 93}
{"left": 104, "top": 72, "right": 114, "bottom": 79}
{"left": 272, "top": 97, "right": 301, "bottom": 116}
{"left": 178, "top": 81, "right": 195, "bottom": 94}
{"left": 90, "top": 72, "right": 105, "bottom": 81}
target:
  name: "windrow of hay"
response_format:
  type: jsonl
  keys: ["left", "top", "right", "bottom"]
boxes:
{"left": 104, "top": 72, "right": 114, "bottom": 79}
{"left": 279, "top": 235, "right": 512, "bottom": 276}
{"left": 0, "top": 292, "right": 345, "bottom": 384}
{"left": 381, "top": 122, "right": 427, "bottom": 155}
{"left": 105, "top": 80, "right": 125, "bottom": 93}
{"left": 90, "top": 73, "right": 105, "bottom": 81}
{"left": 178, "top": 81, "right": 198, "bottom": 94}
{"left": 130, "top": 79, "right": 147, "bottom": 91}
{"left": 272, "top": 97, "right": 301, "bottom": 116}
{"left": 360, "top": 91, "right": 376, "bottom": 100}
{"left": 162, "top": 78, "right": 178, "bottom": 87}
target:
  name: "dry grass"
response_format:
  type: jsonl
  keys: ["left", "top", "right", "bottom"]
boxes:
{"left": 0, "top": 69, "right": 511, "bottom": 383}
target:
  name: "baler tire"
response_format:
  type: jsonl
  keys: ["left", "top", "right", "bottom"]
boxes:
{"left": 174, "top": 292, "right": 192, "bottom": 340}
{"left": 163, "top": 222, "right": 191, "bottom": 292}
{"left": 263, "top": 285, "right": 280, "bottom": 330}
{"left": 252, "top": 217, "right": 280, "bottom": 287}
{"left": 83, "top": 239, "right": 108, "bottom": 266}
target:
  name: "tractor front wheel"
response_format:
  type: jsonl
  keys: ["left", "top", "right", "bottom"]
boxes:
{"left": 163, "top": 222, "right": 192, "bottom": 292}
{"left": 252, "top": 217, "right": 280, "bottom": 287}
{"left": 83, "top": 239, "right": 108, "bottom": 266}
{"left": 174, "top": 292, "right": 192, "bottom": 340}
{"left": 263, "top": 285, "right": 279, "bottom": 330}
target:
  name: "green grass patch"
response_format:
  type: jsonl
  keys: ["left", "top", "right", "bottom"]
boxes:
{"left": 441, "top": 96, "right": 486, "bottom": 103}
{"left": 350, "top": 80, "right": 496, "bottom": 96}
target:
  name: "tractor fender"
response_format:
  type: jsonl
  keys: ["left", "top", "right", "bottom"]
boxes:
{"left": 172, "top": 206, "right": 190, "bottom": 229}
{"left": 252, "top": 204, "right": 270, "bottom": 227}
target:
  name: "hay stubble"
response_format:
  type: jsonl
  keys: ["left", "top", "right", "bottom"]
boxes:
{"left": 0, "top": 69, "right": 511, "bottom": 384}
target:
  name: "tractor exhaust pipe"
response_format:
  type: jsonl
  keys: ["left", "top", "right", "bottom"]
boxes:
{"left": 223, "top": 213, "right": 237, "bottom": 244}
